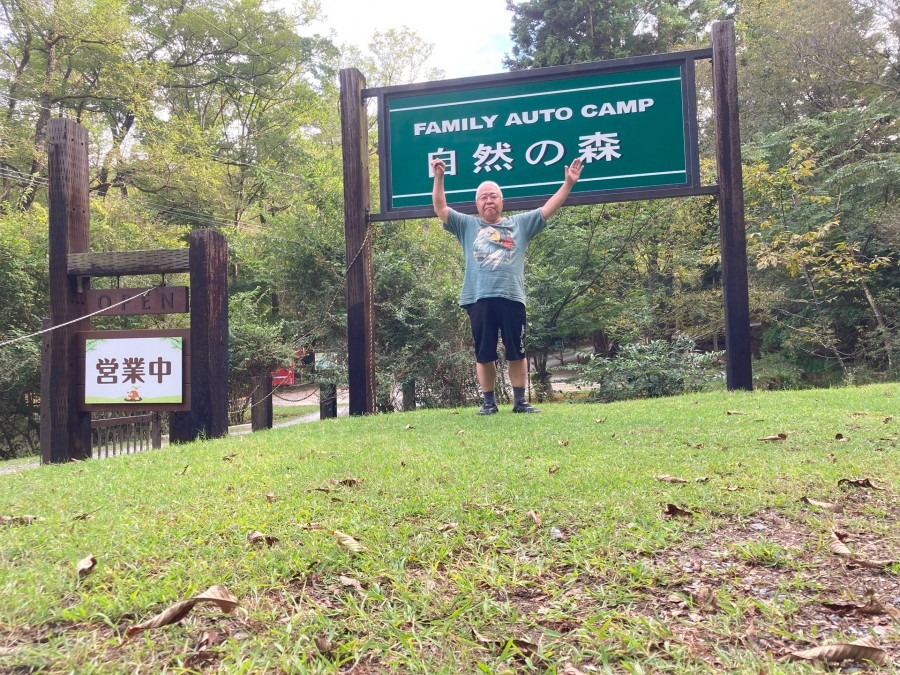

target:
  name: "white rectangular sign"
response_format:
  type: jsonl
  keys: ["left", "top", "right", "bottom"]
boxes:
{"left": 84, "top": 336, "right": 184, "bottom": 405}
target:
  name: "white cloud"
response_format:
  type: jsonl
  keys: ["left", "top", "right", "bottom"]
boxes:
{"left": 303, "top": 0, "right": 515, "bottom": 80}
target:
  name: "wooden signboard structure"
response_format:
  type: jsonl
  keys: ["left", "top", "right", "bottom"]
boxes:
{"left": 40, "top": 118, "right": 228, "bottom": 463}
{"left": 340, "top": 21, "right": 752, "bottom": 413}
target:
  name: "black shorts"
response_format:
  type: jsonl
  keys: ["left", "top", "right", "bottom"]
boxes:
{"left": 465, "top": 297, "right": 527, "bottom": 364}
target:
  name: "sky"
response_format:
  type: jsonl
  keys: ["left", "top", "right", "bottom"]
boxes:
{"left": 302, "top": 0, "right": 516, "bottom": 81}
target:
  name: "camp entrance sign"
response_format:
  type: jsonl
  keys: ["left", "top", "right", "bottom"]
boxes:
{"left": 370, "top": 50, "right": 713, "bottom": 220}
{"left": 78, "top": 329, "right": 190, "bottom": 412}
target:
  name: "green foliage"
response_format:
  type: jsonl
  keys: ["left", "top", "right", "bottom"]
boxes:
{"left": 228, "top": 289, "right": 295, "bottom": 423}
{"left": 573, "top": 334, "right": 723, "bottom": 401}
{"left": 504, "top": 0, "right": 729, "bottom": 70}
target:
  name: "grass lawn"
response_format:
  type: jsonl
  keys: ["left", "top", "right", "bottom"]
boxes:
{"left": 1, "top": 384, "right": 897, "bottom": 673}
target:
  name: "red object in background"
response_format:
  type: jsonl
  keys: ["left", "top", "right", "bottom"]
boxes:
{"left": 271, "top": 367, "right": 294, "bottom": 386}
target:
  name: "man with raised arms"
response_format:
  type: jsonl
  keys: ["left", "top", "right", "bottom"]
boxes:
{"left": 431, "top": 157, "right": 583, "bottom": 414}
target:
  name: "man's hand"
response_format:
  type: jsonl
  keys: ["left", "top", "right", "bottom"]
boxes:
{"left": 431, "top": 158, "right": 446, "bottom": 179}
{"left": 564, "top": 157, "right": 583, "bottom": 187}
{"left": 541, "top": 156, "right": 584, "bottom": 221}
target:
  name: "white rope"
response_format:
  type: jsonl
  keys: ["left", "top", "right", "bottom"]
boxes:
{"left": 0, "top": 286, "right": 160, "bottom": 349}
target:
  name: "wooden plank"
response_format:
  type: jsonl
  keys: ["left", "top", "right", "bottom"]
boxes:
{"left": 711, "top": 22, "right": 753, "bottom": 391}
{"left": 340, "top": 68, "right": 375, "bottom": 415}
{"left": 251, "top": 375, "right": 273, "bottom": 431}
{"left": 91, "top": 414, "right": 154, "bottom": 428}
{"left": 44, "top": 118, "right": 92, "bottom": 463}
{"left": 68, "top": 249, "right": 190, "bottom": 276}
{"left": 84, "top": 287, "right": 189, "bottom": 316}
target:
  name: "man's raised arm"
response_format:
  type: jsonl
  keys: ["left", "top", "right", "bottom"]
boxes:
{"left": 431, "top": 158, "right": 450, "bottom": 224}
{"left": 541, "top": 157, "right": 584, "bottom": 221}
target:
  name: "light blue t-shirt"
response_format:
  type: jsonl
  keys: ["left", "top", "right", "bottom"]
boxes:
{"left": 443, "top": 208, "right": 547, "bottom": 307}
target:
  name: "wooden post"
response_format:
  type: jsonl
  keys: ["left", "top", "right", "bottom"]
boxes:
{"left": 43, "top": 118, "right": 92, "bottom": 463}
{"left": 320, "top": 383, "right": 337, "bottom": 419}
{"left": 711, "top": 22, "right": 753, "bottom": 391}
{"left": 170, "top": 229, "right": 229, "bottom": 441}
{"left": 251, "top": 375, "right": 273, "bottom": 431}
{"left": 340, "top": 68, "right": 375, "bottom": 415}
{"left": 150, "top": 412, "right": 162, "bottom": 449}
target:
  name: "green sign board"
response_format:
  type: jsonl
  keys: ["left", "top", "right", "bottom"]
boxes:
{"left": 371, "top": 52, "right": 708, "bottom": 218}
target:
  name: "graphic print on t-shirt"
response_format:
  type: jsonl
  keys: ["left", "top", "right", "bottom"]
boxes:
{"left": 473, "top": 226, "right": 515, "bottom": 271}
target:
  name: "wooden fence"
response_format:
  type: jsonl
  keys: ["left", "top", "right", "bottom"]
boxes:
{"left": 91, "top": 412, "right": 162, "bottom": 458}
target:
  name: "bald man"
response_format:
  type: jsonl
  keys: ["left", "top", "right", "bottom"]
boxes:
{"left": 431, "top": 157, "right": 583, "bottom": 414}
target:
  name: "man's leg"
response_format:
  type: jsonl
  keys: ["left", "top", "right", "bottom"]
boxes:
{"left": 500, "top": 301, "right": 538, "bottom": 413}
{"left": 467, "top": 300, "right": 500, "bottom": 415}
{"left": 477, "top": 360, "right": 497, "bottom": 392}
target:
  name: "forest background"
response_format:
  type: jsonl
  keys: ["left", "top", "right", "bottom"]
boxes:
{"left": 0, "top": 0, "right": 897, "bottom": 458}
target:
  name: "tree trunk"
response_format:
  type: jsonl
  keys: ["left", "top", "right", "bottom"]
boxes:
{"left": 861, "top": 281, "right": 894, "bottom": 372}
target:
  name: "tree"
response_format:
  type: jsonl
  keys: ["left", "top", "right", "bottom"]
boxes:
{"left": 504, "top": 0, "right": 730, "bottom": 70}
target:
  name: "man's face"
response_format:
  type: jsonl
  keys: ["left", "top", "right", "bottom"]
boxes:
{"left": 476, "top": 184, "right": 503, "bottom": 224}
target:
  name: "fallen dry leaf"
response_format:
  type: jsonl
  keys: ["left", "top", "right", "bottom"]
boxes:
{"left": 835, "top": 433, "right": 850, "bottom": 441}
{"left": 563, "top": 662, "right": 587, "bottom": 675}
{"left": 526, "top": 510, "right": 542, "bottom": 527}
{"left": 786, "top": 635, "right": 888, "bottom": 666}
{"left": 298, "top": 522, "right": 325, "bottom": 531}
{"left": 76, "top": 554, "right": 97, "bottom": 579}
{"left": 757, "top": 433, "right": 788, "bottom": 441}
{"left": 126, "top": 585, "right": 238, "bottom": 638}
{"left": 838, "top": 477, "right": 883, "bottom": 490}
{"left": 548, "top": 463, "right": 560, "bottom": 474}
{"left": 725, "top": 410, "right": 745, "bottom": 415}
{"left": 455, "top": 429, "right": 465, "bottom": 435}
{"left": 404, "top": 424, "right": 414, "bottom": 430}
{"left": 72, "top": 508, "right": 102, "bottom": 522}
{"left": 695, "top": 476, "right": 710, "bottom": 483}
{"left": 595, "top": 417, "right": 606, "bottom": 423}
{"left": 334, "top": 530, "right": 366, "bottom": 553}
{"left": 0, "top": 514, "right": 40, "bottom": 527}
{"left": 314, "top": 635, "right": 333, "bottom": 655}
{"left": 339, "top": 575, "right": 364, "bottom": 592}
{"left": 829, "top": 531, "right": 853, "bottom": 559}
{"left": 175, "top": 464, "right": 189, "bottom": 476}
{"left": 221, "top": 453, "right": 237, "bottom": 462}
{"left": 247, "top": 531, "right": 279, "bottom": 547}
{"left": 662, "top": 504, "right": 693, "bottom": 518}
{"left": 437, "top": 522, "right": 458, "bottom": 533}
{"left": 827, "top": 453, "right": 837, "bottom": 463}
{"left": 800, "top": 496, "right": 843, "bottom": 514}
{"left": 265, "top": 493, "right": 277, "bottom": 502}
{"left": 656, "top": 474, "right": 688, "bottom": 484}
{"left": 558, "top": 439, "right": 569, "bottom": 447}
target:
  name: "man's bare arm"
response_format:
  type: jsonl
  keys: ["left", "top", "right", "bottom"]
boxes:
{"left": 541, "top": 157, "right": 584, "bottom": 221}
{"left": 431, "top": 158, "right": 450, "bottom": 223}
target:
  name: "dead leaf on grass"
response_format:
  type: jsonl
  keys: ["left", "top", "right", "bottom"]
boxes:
{"left": 221, "top": 453, "right": 237, "bottom": 462}
{"left": 197, "top": 629, "right": 223, "bottom": 649}
{"left": 76, "top": 554, "right": 96, "bottom": 579}
{"left": 472, "top": 630, "right": 540, "bottom": 658}
{"left": 247, "top": 531, "right": 279, "bottom": 547}
{"left": 175, "top": 464, "right": 189, "bottom": 476}
{"left": 455, "top": 429, "right": 465, "bottom": 435}
{"left": 548, "top": 463, "right": 560, "bottom": 474}
{"left": 695, "top": 476, "right": 710, "bottom": 483}
{"left": 334, "top": 530, "right": 366, "bottom": 553}
{"left": 298, "top": 522, "right": 325, "bottom": 531}
{"left": 829, "top": 531, "right": 853, "bottom": 559}
{"left": 125, "top": 585, "right": 238, "bottom": 639}
{"left": 838, "top": 477, "right": 884, "bottom": 490}
{"left": 562, "top": 663, "right": 588, "bottom": 675}
{"left": 0, "top": 514, "right": 40, "bottom": 527}
{"left": 333, "top": 477, "right": 361, "bottom": 488}
{"left": 595, "top": 417, "right": 606, "bottom": 423}
{"left": 725, "top": 410, "right": 745, "bottom": 415}
{"left": 558, "top": 439, "right": 569, "bottom": 447}
{"left": 656, "top": 474, "right": 688, "bottom": 484}
{"left": 265, "top": 493, "right": 277, "bottom": 502}
{"left": 526, "top": 510, "right": 542, "bottom": 527}
{"left": 339, "top": 575, "right": 364, "bottom": 592}
{"left": 786, "top": 635, "right": 888, "bottom": 666}
{"left": 72, "top": 508, "right": 102, "bottom": 522}
{"left": 835, "top": 433, "right": 850, "bottom": 441}
{"left": 662, "top": 504, "right": 693, "bottom": 518}
{"left": 800, "top": 497, "right": 844, "bottom": 514}
{"left": 757, "top": 433, "right": 787, "bottom": 441}
{"left": 827, "top": 453, "right": 837, "bottom": 463}
{"left": 314, "top": 635, "right": 333, "bottom": 655}
{"left": 404, "top": 424, "right": 414, "bottom": 430}
{"left": 437, "top": 522, "right": 458, "bottom": 533}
